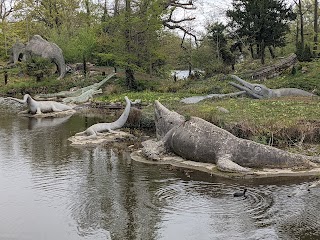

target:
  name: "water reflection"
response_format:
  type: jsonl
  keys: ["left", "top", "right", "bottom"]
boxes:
{"left": 1, "top": 104, "right": 320, "bottom": 240}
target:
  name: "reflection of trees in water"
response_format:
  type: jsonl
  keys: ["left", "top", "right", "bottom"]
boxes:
{"left": 276, "top": 187, "right": 320, "bottom": 239}
{"left": 71, "top": 146, "right": 161, "bottom": 240}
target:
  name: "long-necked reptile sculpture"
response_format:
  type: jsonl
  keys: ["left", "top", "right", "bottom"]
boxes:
{"left": 74, "top": 96, "right": 132, "bottom": 138}
{"left": 141, "top": 100, "right": 320, "bottom": 173}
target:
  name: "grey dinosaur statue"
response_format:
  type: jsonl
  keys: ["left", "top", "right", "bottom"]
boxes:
{"left": 229, "top": 75, "right": 315, "bottom": 99}
{"left": 141, "top": 100, "right": 320, "bottom": 173}
{"left": 75, "top": 96, "right": 132, "bottom": 138}
{"left": 6, "top": 94, "right": 73, "bottom": 114}
{"left": 62, "top": 89, "right": 103, "bottom": 104}
{"left": 8, "top": 35, "right": 66, "bottom": 80}
{"left": 7, "top": 41, "right": 26, "bottom": 64}
{"left": 36, "top": 73, "right": 116, "bottom": 100}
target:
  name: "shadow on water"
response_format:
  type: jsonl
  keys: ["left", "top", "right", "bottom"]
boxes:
{"left": 0, "top": 102, "right": 320, "bottom": 240}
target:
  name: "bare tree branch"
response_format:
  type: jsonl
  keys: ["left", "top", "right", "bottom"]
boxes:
{"left": 162, "top": 0, "right": 198, "bottom": 44}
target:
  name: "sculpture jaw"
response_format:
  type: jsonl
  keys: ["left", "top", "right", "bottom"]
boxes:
{"left": 229, "top": 75, "right": 266, "bottom": 99}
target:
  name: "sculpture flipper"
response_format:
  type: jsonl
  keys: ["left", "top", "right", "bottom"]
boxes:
{"left": 216, "top": 154, "right": 252, "bottom": 173}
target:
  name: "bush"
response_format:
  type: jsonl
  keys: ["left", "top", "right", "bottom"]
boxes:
{"left": 22, "top": 56, "right": 53, "bottom": 81}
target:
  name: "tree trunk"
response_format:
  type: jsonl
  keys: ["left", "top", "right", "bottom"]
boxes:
{"left": 125, "top": 67, "right": 136, "bottom": 90}
{"left": 261, "top": 40, "right": 265, "bottom": 64}
{"left": 314, "top": 0, "right": 318, "bottom": 54}
{"left": 268, "top": 46, "right": 275, "bottom": 59}
{"left": 124, "top": 0, "right": 137, "bottom": 90}
{"left": 296, "top": 18, "right": 299, "bottom": 47}
{"left": 249, "top": 44, "right": 254, "bottom": 59}
{"left": 299, "top": 0, "right": 304, "bottom": 46}
{"left": 83, "top": 55, "right": 87, "bottom": 76}
{"left": 114, "top": 0, "right": 119, "bottom": 16}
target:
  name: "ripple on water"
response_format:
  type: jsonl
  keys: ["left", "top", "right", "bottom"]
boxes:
{"left": 153, "top": 181, "right": 275, "bottom": 224}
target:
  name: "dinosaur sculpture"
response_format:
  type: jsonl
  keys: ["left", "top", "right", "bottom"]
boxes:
{"left": 8, "top": 35, "right": 66, "bottom": 80}
{"left": 229, "top": 75, "right": 315, "bottom": 99}
{"left": 7, "top": 41, "right": 26, "bottom": 65}
{"left": 74, "top": 96, "right": 132, "bottom": 138}
{"left": 6, "top": 94, "right": 73, "bottom": 115}
{"left": 141, "top": 100, "right": 320, "bottom": 173}
{"left": 62, "top": 89, "right": 103, "bottom": 104}
{"left": 36, "top": 73, "right": 116, "bottom": 101}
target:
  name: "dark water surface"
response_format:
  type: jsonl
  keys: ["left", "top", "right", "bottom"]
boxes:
{"left": 1, "top": 103, "right": 320, "bottom": 240}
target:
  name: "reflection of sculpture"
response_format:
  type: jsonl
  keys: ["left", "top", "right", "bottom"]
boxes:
{"left": 8, "top": 35, "right": 66, "bottom": 80}
{"left": 141, "top": 100, "right": 320, "bottom": 173}
{"left": 6, "top": 94, "right": 73, "bottom": 114}
{"left": 75, "top": 96, "right": 132, "bottom": 138}
{"left": 28, "top": 115, "right": 72, "bottom": 129}
{"left": 37, "top": 73, "right": 116, "bottom": 101}
{"left": 229, "top": 75, "right": 315, "bottom": 99}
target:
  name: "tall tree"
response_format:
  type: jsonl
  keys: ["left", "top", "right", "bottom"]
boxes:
{"left": 101, "top": 0, "right": 197, "bottom": 90}
{"left": 227, "top": 0, "right": 296, "bottom": 64}
{"left": 0, "top": 0, "right": 17, "bottom": 56}
{"left": 314, "top": 0, "right": 318, "bottom": 53}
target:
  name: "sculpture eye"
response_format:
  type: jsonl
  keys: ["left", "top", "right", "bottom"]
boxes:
{"left": 254, "top": 86, "right": 262, "bottom": 92}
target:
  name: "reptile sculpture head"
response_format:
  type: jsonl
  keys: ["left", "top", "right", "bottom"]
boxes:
{"left": 229, "top": 75, "right": 315, "bottom": 99}
{"left": 229, "top": 75, "right": 273, "bottom": 99}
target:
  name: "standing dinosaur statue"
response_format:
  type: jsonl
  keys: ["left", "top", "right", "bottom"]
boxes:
{"left": 8, "top": 35, "right": 66, "bottom": 80}
{"left": 74, "top": 96, "right": 132, "bottom": 138}
{"left": 229, "top": 75, "right": 315, "bottom": 99}
{"left": 6, "top": 94, "right": 73, "bottom": 114}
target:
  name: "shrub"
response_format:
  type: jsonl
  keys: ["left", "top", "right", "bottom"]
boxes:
{"left": 22, "top": 56, "right": 53, "bottom": 81}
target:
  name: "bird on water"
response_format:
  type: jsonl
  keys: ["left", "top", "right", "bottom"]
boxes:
{"left": 233, "top": 188, "right": 247, "bottom": 197}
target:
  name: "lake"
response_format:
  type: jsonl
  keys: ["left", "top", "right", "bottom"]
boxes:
{"left": 0, "top": 102, "right": 319, "bottom": 240}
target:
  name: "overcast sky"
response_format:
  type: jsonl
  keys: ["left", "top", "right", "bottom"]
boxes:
{"left": 182, "top": 0, "right": 295, "bottom": 37}
{"left": 177, "top": 0, "right": 232, "bottom": 37}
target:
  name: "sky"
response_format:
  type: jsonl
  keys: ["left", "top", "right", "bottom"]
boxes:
{"left": 179, "top": 0, "right": 295, "bottom": 38}
{"left": 173, "top": 0, "right": 232, "bottom": 38}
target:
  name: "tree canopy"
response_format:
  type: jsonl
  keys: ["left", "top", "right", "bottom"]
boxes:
{"left": 226, "top": 0, "right": 296, "bottom": 64}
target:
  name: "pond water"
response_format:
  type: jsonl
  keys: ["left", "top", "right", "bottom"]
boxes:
{"left": 1, "top": 103, "right": 320, "bottom": 240}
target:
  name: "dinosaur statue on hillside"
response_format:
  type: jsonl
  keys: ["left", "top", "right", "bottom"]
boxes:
{"left": 74, "top": 96, "right": 132, "bottom": 138}
{"left": 229, "top": 75, "right": 315, "bottom": 99}
{"left": 141, "top": 100, "right": 320, "bottom": 173}
{"left": 36, "top": 73, "right": 116, "bottom": 101}
{"left": 8, "top": 35, "right": 66, "bottom": 80}
{"left": 5, "top": 94, "right": 73, "bottom": 115}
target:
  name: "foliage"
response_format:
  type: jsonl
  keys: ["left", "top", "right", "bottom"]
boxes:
{"left": 227, "top": 0, "right": 296, "bottom": 63}
{"left": 22, "top": 56, "right": 53, "bottom": 81}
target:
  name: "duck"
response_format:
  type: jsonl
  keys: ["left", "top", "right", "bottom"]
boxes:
{"left": 233, "top": 188, "right": 247, "bottom": 197}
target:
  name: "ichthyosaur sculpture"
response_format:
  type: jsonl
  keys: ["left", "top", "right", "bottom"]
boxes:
{"left": 229, "top": 75, "right": 315, "bottom": 99}
{"left": 6, "top": 94, "right": 73, "bottom": 114}
{"left": 141, "top": 100, "right": 320, "bottom": 173}
{"left": 74, "top": 96, "right": 132, "bottom": 138}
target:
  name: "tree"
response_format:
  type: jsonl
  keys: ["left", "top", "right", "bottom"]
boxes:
{"left": 314, "top": 0, "right": 318, "bottom": 53}
{"left": 206, "top": 22, "right": 236, "bottom": 70}
{"left": 227, "top": 0, "right": 296, "bottom": 64}
{"left": 100, "top": 0, "right": 198, "bottom": 90}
